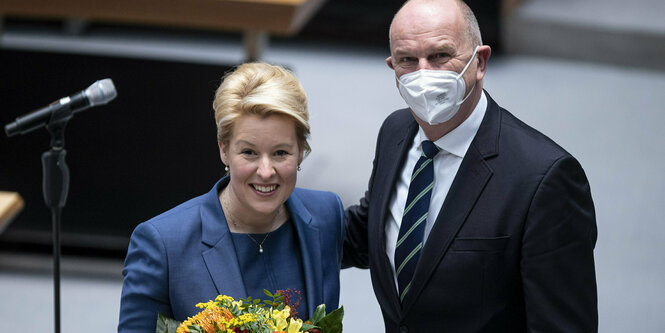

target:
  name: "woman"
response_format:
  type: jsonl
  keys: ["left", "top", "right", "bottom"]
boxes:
{"left": 118, "top": 63, "right": 345, "bottom": 332}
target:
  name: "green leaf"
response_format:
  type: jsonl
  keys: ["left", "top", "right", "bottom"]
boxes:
{"left": 309, "top": 304, "right": 327, "bottom": 324}
{"left": 188, "top": 324, "right": 204, "bottom": 333}
{"left": 264, "top": 289, "right": 273, "bottom": 297}
{"left": 155, "top": 313, "right": 180, "bottom": 333}
{"left": 317, "top": 306, "right": 344, "bottom": 333}
{"left": 301, "top": 322, "right": 317, "bottom": 331}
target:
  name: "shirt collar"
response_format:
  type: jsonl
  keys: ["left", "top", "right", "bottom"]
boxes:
{"left": 417, "top": 91, "right": 487, "bottom": 158}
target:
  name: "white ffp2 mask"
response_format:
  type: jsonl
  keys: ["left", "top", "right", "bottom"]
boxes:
{"left": 397, "top": 46, "right": 479, "bottom": 125}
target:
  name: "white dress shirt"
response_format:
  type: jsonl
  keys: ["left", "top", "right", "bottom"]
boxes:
{"left": 385, "top": 92, "right": 487, "bottom": 287}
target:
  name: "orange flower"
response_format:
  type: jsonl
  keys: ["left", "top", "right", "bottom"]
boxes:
{"left": 177, "top": 306, "right": 234, "bottom": 333}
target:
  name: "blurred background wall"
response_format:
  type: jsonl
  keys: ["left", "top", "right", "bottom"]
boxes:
{"left": 1, "top": 0, "right": 664, "bottom": 332}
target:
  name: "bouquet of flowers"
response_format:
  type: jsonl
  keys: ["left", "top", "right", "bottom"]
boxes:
{"left": 156, "top": 289, "right": 343, "bottom": 333}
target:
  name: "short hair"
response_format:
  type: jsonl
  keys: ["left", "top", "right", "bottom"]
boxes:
{"left": 213, "top": 62, "right": 311, "bottom": 156}
{"left": 389, "top": 0, "right": 483, "bottom": 49}
{"left": 458, "top": 0, "right": 483, "bottom": 47}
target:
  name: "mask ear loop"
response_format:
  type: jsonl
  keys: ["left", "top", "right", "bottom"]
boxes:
{"left": 457, "top": 45, "right": 480, "bottom": 79}
{"left": 456, "top": 45, "right": 481, "bottom": 106}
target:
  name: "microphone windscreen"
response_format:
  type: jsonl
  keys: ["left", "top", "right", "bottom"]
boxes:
{"left": 85, "top": 78, "right": 117, "bottom": 106}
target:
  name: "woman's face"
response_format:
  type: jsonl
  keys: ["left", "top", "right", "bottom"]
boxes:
{"left": 220, "top": 113, "right": 302, "bottom": 219}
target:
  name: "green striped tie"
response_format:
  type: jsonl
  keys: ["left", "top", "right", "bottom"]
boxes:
{"left": 394, "top": 140, "right": 440, "bottom": 302}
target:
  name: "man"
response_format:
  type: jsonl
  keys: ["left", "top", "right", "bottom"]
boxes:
{"left": 343, "top": 0, "right": 598, "bottom": 332}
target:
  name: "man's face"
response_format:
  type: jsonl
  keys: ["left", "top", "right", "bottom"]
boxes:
{"left": 387, "top": 0, "right": 478, "bottom": 91}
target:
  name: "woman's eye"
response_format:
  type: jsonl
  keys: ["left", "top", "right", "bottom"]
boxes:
{"left": 274, "top": 150, "right": 289, "bottom": 157}
{"left": 240, "top": 149, "right": 255, "bottom": 155}
{"left": 400, "top": 57, "right": 416, "bottom": 63}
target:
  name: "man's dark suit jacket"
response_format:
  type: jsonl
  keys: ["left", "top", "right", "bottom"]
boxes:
{"left": 344, "top": 92, "right": 598, "bottom": 332}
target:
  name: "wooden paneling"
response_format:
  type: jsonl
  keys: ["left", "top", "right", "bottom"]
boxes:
{"left": 0, "top": 192, "right": 24, "bottom": 233}
{"left": 0, "top": 0, "right": 326, "bottom": 35}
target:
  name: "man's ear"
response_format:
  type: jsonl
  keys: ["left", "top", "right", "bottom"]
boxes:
{"left": 386, "top": 56, "right": 395, "bottom": 69}
{"left": 476, "top": 45, "right": 492, "bottom": 81}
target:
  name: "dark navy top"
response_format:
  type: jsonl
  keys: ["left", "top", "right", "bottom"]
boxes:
{"left": 230, "top": 219, "right": 308, "bottom": 319}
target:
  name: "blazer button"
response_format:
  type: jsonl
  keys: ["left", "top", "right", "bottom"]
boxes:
{"left": 400, "top": 325, "right": 408, "bottom": 333}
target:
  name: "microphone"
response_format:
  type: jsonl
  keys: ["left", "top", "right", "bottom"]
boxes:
{"left": 4, "top": 78, "right": 117, "bottom": 137}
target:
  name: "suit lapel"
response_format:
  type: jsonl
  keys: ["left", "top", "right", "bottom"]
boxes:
{"left": 401, "top": 92, "right": 501, "bottom": 313}
{"left": 372, "top": 112, "right": 420, "bottom": 316}
{"left": 286, "top": 193, "right": 321, "bottom": 317}
{"left": 200, "top": 178, "right": 247, "bottom": 299}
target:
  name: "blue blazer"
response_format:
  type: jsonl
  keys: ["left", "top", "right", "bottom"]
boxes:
{"left": 118, "top": 177, "right": 345, "bottom": 332}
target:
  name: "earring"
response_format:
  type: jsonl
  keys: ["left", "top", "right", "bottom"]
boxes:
{"left": 297, "top": 165, "right": 301, "bottom": 171}
{"left": 224, "top": 165, "right": 229, "bottom": 172}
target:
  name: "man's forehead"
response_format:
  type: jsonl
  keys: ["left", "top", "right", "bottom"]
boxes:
{"left": 390, "top": 26, "right": 459, "bottom": 52}
{"left": 390, "top": 2, "right": 463, "bottom": 44}
{"left": 392, "top": 40, "right": 455, "bottom": 55}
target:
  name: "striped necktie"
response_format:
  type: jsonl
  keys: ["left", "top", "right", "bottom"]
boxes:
{"left": 395, "top": 140, "right": 440, "bottom": 302}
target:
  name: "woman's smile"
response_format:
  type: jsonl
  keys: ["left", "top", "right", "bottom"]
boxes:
{"left": 251, "top": 183, "right": 278, "bottom": 194}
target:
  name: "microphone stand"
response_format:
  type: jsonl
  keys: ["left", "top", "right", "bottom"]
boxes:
{"left": 42, "top": 107, "right": 73, "bottom": 333}
{"left": 5, "top": 78, "right": 115, "bottom": 333}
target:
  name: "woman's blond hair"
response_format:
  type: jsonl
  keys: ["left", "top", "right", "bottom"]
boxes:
{"left": 213, "top": 62, "right": 310, "bottom": 156}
